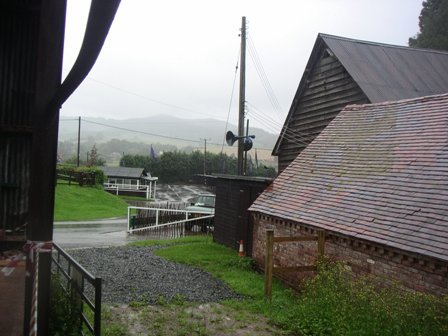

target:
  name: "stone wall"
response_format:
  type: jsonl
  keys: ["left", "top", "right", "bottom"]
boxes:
{"left": 252, "top": 213, "right": 448, "bottom": 296}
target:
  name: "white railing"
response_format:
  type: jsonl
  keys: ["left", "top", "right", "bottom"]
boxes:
{"left": 127, "top": 206, "right": 214, "bottom": 234}
{"left": 104, "top": 182, "right": 144, "bottom": 190}
{"left": 104, "top": 183, "right": 156, "bottom": 199}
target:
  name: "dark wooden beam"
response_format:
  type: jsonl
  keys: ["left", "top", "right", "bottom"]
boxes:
{"left": 25, "top": 1, "right": 67, "bottom": 335}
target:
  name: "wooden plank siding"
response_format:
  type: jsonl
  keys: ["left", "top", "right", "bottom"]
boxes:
{"left": 0, "top": 6, "right": 38, "bottom": 241}
{"left": 214, "top": 179, "right": 241, "bottom": 248}
{"left": 277, "top": 54, "right": 369, "bottom": 172}
{"left": 213, "top": 176, "right": 272, "bottom": 255}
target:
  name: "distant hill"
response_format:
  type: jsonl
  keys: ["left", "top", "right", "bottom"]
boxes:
{"left": 59, "top": 114, "right": 278, "bottom": 150}
{"left": 58, "top": 115, "right": 279, "bottom": 164}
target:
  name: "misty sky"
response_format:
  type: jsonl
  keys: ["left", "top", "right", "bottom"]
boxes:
{"left": 61, "top": 0, "right": 423, "bottom": 134}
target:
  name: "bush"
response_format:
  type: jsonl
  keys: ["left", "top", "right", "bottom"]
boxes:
{"left": 49, "top": 274, "right": 82, "bottom": 336}
{"left": 283, "top": 258, "right": 448, "bottom": 335}
{"left": 56, "top": 164, "right": 104, "bottom": 186}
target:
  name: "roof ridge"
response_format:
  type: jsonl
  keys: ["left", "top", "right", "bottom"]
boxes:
{"left": 318, "top": 33, "right": 448, "bottom": 55}
{"left": 344, "top": 92, "right": 448, "bottom": 110}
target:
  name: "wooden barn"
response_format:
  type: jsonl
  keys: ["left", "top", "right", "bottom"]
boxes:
{"left": 0, "top": 1, "right": 120, "bottom": 334}
{"left": 250, "top": 93, "right": 448, "bottom": 296}
{"left": 274, "top": 33, "right": 448, "bottom": 173}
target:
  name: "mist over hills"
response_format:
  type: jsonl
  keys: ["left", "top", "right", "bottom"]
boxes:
{"left": 58, "top": 115, "right": 279, "bottom": 164}
{"left": 59, "top": 114, "right": 278, "bottom": 150}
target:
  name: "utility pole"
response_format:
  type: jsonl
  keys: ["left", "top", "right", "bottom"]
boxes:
{"left": 244, "top": 119, "right": 249, "bottom": 175}
{"left": 77, "top": 116, "right": 81, "bottom": 167}
{"left": 237, "top": 16, "right": 246, "bottom": 176}
{"left": 201, "top": 138, "right": 210, "bottom": 175}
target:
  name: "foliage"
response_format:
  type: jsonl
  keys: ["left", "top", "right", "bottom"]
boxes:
{"left": 144, "top": 237, "right": 448, "bottom": 336}
{"left": 86, "top": 144, "right": 106, "bottom": 167}
{"left": 54, "top": 181, "right": 128, "bottom": 221}
{"left": 101, "top": 306, "right": 129, "bottom": 336}
{"left": 120, "top": 150, "right": 276, "bottom": 183}
{"left": 63, "top": 155, "right": 84, "bottom": 166}
{"left": 129, "top": 235, "right": 211, "bottom": 247}
{"left": 281, "top": 258, "right": 448, "bottom": 335}
{"left": 49, "top": 274, "right": 81, "bottom": 336}
{"left": 76, "top": 165, "right": 106, "bottom": 185}
{"left": 58, "top": 138, "right": 178, "bottom": 166}
{"left": 409, "top": 0, "right": 448, "bottom": 50}
{"left": 56, "top": 163, "right": 105, "bottom": 186}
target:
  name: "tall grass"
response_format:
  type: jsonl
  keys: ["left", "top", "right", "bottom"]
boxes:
{"left": 140, "top": 237, "right": 448, "bottom": 335}
{"left": 281, "top": 258, "right": 448, "bottom": 335}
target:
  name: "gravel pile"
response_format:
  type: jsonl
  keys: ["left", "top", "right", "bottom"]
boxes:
{"left": 68, "top": 245, "right": 243, "bottom": 304}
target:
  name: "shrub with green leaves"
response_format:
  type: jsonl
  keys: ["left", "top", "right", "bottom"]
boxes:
{"left": 56, "top": 164, "right": 105, "bottom": 186}
{"left": 49, "top": 274, "right": 82, "bottom": 336}
{"left": 282, "top": 258, "right": 448, "bottom": 335}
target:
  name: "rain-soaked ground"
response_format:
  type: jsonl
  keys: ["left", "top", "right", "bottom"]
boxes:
{"left": 53, "top": 184, "right": 212, "bottom": 249}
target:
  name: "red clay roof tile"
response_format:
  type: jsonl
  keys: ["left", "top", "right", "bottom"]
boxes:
{"left": 251, "top": 93, "right": 448, "bottom": 262}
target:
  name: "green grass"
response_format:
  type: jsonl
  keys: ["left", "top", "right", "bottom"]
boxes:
{"left": 118, "top": 195, "right": 152, "bottom": 201}
{"left": 130, "top": 235, "right": 211, "bottom": 247}
{"left": 54, "top": 182, "right": 128, "bottom": 221}
{"left": 134, "top": 237, "right": 448, "bottom": 336}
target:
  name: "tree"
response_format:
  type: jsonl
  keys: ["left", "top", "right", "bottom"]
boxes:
{"left": 409, "top": 0, "right": 448, "bottom": 50}
{"left": 86, "top": 144, "right": 105, "bottom": 166}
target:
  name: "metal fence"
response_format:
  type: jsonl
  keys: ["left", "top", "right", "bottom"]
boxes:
{"left": 127, "top": 206, "right": 214, "bottom": 238}
{"left": 103, "top": 182, "right": 155, "bottom": 199}
{"left": 51, "top": 243, "right": 102, "bottom": 336}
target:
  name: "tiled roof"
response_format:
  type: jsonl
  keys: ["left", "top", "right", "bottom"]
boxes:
{"left": 100, "top": 166, "right": 148, "bottom": 178}
{"left": 251, "top": 93, "right": 448, "bottom": 262}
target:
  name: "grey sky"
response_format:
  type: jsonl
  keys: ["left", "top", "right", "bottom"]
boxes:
{"left": 61, "top": 0, "right": 423, "bottom": 134}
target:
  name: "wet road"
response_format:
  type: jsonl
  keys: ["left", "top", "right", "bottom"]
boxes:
{"left": 53, "top": 184, "right": 212, "bottom": 249}
{"left": 53, "top": 218, "right": 137, "bottom": 249}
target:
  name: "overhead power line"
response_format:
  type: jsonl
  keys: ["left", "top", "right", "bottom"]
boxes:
{"left": 222, "top": 48, "right": 240, "bottom": 153}
{"left": 246, "top": 103, "right": 312, "bottom": 147}
{"left": 247, "top": 35, "right": 284, "bottom": 122}
{"left": 73, "top": 118, "right": 274, "bottom": 152}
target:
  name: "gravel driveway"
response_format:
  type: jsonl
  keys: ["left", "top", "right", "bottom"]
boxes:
{"left": 68, "top": 245, "right": 243, "bottom": 304}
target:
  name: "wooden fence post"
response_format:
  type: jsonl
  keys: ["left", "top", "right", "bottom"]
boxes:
{"left": 264, "top": 229, "right": 274, "bottom": 301}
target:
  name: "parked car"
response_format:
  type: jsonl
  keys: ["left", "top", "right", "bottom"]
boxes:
{"left": 185, "top": 194, "right": 215, "bottom": 232}
{"left": 186, "top": 194, "right": 216, "bottom": 214}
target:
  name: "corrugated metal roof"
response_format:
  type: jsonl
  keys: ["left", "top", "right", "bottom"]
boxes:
{"left": 273, "top": 34, "right": 448, "bottom": 156}
{"left": 321, "top": 34, "right": 448, "bottom": 103}
{"left": 100, "top": 166, "right": 148, "bottom": 178}
{"left": 251, "top": 93, "right": 448, "bottom": 262}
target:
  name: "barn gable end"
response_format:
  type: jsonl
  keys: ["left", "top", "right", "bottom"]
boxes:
{"left": 274, "top": 33, "right": 448, "bottom": 173}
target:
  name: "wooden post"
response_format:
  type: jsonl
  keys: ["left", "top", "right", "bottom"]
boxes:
{"left": 264, "top": 229, "right": 274, "bottom": 300}
{"left": 237, "top": 16, "right": 246, "bottom": 175}
{"left": 318, "top": 230, "right": 325, "bottom": 257}
{"left": 77, "top": 116, "right": 81, "bottom": 167}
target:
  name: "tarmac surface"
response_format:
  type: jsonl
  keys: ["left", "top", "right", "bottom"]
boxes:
{"left": 53, "top": 184, "right": 212, "bottom": 249}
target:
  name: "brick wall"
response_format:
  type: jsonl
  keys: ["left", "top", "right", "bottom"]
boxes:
{"left": 252, "top": 213, "right": 448, "bottom": 296}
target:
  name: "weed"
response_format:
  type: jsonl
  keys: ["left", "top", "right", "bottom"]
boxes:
{"left": 156, "top": 295, "right": 169, "bottom": 306}
{"left": 102, "top": 323, "right": 128, "bottom": 336}
{"left": 172, "top": 293, "right": 187, "bottom": 306}
{"left": 49, "top": 274, "right": 83, "bottom": 336}
{"left": 129, "top": 300, "right": 147, "bottom": 308}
